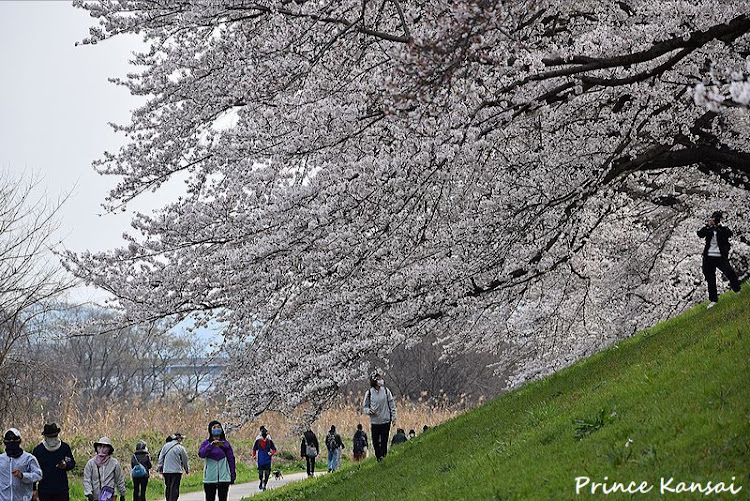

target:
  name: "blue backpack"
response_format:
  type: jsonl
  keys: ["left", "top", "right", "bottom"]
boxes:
{"left": 131, "top": 455, "right": 147, "bottom": 478}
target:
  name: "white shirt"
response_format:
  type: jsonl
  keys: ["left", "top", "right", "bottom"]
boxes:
{"left": 708, "top": 231, "right": 721, "bottom": 257}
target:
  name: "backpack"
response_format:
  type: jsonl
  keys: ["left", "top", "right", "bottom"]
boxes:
{"left": 325, "top": 433, "right": 338, "bottom": 451}
{"left": 131, "top": 454, "right": 148, "bottom": 478}
{"left": 353, "top": 432, "right": 367, "bottom": 453}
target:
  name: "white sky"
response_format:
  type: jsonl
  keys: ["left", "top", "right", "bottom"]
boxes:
{"left": 0, "top": 1, "right": 174, "bottom": 303}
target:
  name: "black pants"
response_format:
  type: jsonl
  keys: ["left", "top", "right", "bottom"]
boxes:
{"left": 258, "top": 465, "right": 271, "bottom": 488}
{"left": 703, "top": 256, "right": 741, "bottom": 302}
{"left": 203, "top": 482, "right": 229, "bottom": 501}
{"left": 371, "top": 422, "right": 391, "bottom": 461}
{"left": 39, "top": 492, "right": 70, "bottom": 501}
{"left": 132, "top": 477, "right": 148, "bottom": 501}
{"left": 163, "top": 473, "right": 182, "bottom": 501}
{"left": 305, "top": 456, "right": 315, "bottom": 476}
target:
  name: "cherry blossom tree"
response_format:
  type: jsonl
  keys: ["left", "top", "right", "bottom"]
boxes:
{"left": 65, "top": 0, "right": 750, "bottom": 421}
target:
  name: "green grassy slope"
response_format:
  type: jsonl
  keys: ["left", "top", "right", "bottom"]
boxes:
{"left": 259, "top": 287, "right": 750, "bottom": 500}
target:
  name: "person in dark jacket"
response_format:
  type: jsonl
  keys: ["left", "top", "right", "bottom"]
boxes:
{"left": 352, "top": 424, "right": 368, "bottom": 462}
{"left": 299, "top": 429, "right": 319, "bottom": 477}
{"left": 324, "top": 426, "right": 344, "bottom": 473}
{"left": 32, "top": 423, "right": 76, "bottom": 501}
{"left": 391, "top": 428, "right": 407, "bottom": 446}
{"left": 252, "top": 427, "right": 276, "bottom": 491}
{"left": 198, "top": 421, "right": 236, "bottom": 501}
{"left": 697, "top": 211, "right": 742, "bottom": 308}
{"left": 130, "top": 441, "right": 151, "bottom": 501}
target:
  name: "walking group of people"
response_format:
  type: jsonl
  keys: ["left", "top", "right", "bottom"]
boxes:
{"left": 0, "top": 422, "right": 226, "bottom": 501}
{"left": 299, "top": 372, "right": 424, "bottom": 477}
{"left": 1, "top": 373, "right": 426, "bottom": 501}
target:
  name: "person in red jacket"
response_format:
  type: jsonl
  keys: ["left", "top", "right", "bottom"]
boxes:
{"left": 251, "top": 427, "right": 276, "bottom": 491}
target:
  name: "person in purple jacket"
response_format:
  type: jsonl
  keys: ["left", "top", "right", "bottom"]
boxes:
{"left": 197, "top": 421, "right": 235, "bottom": 501}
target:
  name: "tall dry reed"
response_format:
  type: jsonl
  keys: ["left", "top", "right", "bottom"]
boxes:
{"left": 8, "top": 391, "right": 473, "bottom": 460}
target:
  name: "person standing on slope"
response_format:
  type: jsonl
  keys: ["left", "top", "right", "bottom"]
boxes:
{"left": 697, "top": 210, "right": 742, "bottom": 308}
{"left": 361, "top": 372, "right": 397, "bottom": 462}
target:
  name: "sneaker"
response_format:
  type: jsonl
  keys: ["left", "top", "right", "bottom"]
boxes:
{"left": 259, "top": 483, "right": 263, "bottom": 490}
{"left": 707, "top": 301, "right": 717, "bottom": 309}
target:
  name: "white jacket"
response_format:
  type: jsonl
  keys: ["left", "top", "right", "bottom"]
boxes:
{"left": 157, "top": 442, "right": 190, "bottom": 474}
{"left": 362, "top": 386, "right": 397, "bottom": 425}
{"left": 0, "top": 452, "right": 43, "bottom": 501}
{"left": 83, "top": 458, "right": 126, "bottom": 498}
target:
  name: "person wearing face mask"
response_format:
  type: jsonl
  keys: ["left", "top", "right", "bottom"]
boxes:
{"left": 198, "top": 421, "right": 235, "bottom": 501}
{"left": 31, "top": 424, "right": 76, "bottom": 501}
{"left": 1, "top": 428, "right": 43, "bottom": 501}
{"left": 251, "top": 427, "right": 276, "bottom": 491}
{"left": 157, "top": 433, "right": 190, "bottom": 501}
{"left": 82, "top": 437, "right": 126, "bottom": 501}
{"left": 361, "top": 372, "right": 397, "bottom": 462}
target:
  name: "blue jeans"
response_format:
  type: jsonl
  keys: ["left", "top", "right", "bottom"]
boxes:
{"left": 327, "top": 448, "right": 341, "bottom": 471}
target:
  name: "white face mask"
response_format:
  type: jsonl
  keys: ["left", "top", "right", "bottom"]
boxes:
{"left": 377, "top": 379, "right": 384, "bottom": 387}
{"left": 44, "top": 436, "right": 61, "bottom": 449}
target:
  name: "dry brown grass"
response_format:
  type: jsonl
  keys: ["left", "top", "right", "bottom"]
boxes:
{"left": 11, "top": 392, "right": 471, "bottom": 459}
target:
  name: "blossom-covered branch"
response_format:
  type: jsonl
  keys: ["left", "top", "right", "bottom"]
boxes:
{"left": 66, "top": 0, "right": 750, "bottom": 421}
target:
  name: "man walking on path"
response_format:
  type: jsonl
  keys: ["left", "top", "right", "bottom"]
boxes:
{"left": 697, "top": 211, "right": 742, "bottom": 308}
{"left": 157, "top": 433, "right": 190, "bottom": 501}
{"left": 32, "top": 423, "right": 76, "bottom": 501}
{"left": 362, "top": 372, "right": 397, "bottom": 462}
{"left": 1, "top": 429, "right": 43, "bottom": 501}
{"left": 251, "top": 427, "right": 276, "bottom": 491}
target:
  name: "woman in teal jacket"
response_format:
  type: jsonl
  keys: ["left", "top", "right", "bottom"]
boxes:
{"left": 197, "top": 421, "right": 235, "bottom": 501}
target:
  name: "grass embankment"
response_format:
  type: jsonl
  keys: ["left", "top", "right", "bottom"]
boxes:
{"left": 259, "top": 288, "right": 750, "bottom": 500}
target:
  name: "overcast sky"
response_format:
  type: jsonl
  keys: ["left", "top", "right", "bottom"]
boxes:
{"left": 0, "top": 1, "right": 171, "bottom": 302}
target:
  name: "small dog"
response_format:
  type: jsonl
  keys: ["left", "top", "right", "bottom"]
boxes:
{"left": 272, "top": 470, "right": 283, "bottom": 480}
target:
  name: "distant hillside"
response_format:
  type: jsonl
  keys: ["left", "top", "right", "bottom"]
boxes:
{"left": 258, "top": 286, "right": 749, "bottom": 500}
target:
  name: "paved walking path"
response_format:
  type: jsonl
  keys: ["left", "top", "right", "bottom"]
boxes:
{"left": 162, "top": 472, "right": 326, "bottom": 501}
